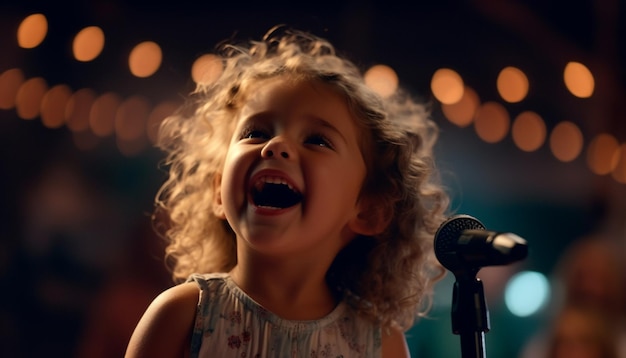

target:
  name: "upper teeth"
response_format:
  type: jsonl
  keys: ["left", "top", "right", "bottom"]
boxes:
{"left": 254, "top": 176, "right": 297, "bottom": 192}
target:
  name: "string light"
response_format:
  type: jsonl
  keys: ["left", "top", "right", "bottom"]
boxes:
{"left": 497, "top": 66, "right": 529, "bottom": 103}
{"left": 511, "top": 111, "right": 546, "bottom": 152}
{"left": 17, "top": 13, "right": 47, "bottom": 49}
{"left": 364, "top": 64, "right": 399, "bottom": 98}
{"left": 73, "top": 26, "right": 105, "bottom": 62}
{"left": 2, "top": 13, "right": 624, "bottom": 184}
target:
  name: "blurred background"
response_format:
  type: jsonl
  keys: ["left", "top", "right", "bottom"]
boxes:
{"left": 1, "top": 0, "right": 625, "bottom": 357}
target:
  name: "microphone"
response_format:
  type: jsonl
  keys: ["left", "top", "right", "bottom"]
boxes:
{"left": 434, "top": 214, "right": 528, "bottom": 274}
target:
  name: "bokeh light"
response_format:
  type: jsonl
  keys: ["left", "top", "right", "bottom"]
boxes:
{"left": 563, "top": 61, "right": 594, "bottom": 98}
{"left": 441, "top": 86, "right": 480, "bottom": 128}
{"left": 147, "top": 101, "right": 179, "bottom": 144}
{"left": 0, "top": 68, "right": 25, "bottom": 110}
{"left": 115, "top": 95, "right": 150, "bottom": 141}
{"left": 611, "top": 144, "right": 626, "bottom": 184}
{"left": 497, "top": 66, "right": 529, "bottom": 103}
{"left": 66, "top": 88, "right": 97, "bottom": 132}
{"left": 474, "top": 101, "right": 510, "bottom": 143}
{"left": 431, "top": 68, "right": 464, "bottom": 105}
{"left": 128, "top": 41, "right": 162, "bottom": 78}
{"left": 41, "top": 84, "right": 72, "bottom": 129}
{"left": 73, "top": 26, "right": 105, "bottom": 62}
{"left": 17, "top": 13, "right": 48, "bottom": 49}
{"left": 364, "top": 64, "right": 399, "bottom": 98}
{"left": 505, "top": 271, "right": 550, "bottom": 317}
{"left": 549, "top": 121, "right": 584, "bottom": 162}
{"left": 191, "top": 54, "right": 224, "bottom": 86}
{"left": 511, "top": 111, "right": 546, "bottom": 152}
{"left": 586, "top": 133, "right": 620, "bottom": 175}
{"left": 15, "top": 77, "right": 48, "bottom": 120}
{"left": 90, "top": 92, "right": 121, "bottom": 137}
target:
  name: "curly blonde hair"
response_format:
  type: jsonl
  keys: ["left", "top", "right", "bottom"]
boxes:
{"left": 154, "top": 26, "right": 450, "bottom": 331}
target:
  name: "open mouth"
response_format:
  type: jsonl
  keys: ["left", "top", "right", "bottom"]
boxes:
{"left": 250, "top": 176, "right": 303, "bottom": 209}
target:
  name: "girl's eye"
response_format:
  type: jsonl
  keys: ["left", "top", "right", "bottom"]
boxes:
{"left": 240, "top": 128, "right": 270, "bottom": 140}
{"left": 305, "top": 134, "right": 333, "bottom": 149}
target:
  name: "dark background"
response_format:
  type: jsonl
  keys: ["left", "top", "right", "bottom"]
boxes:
{"left": 1, "top": 0, "right": 625, "bottom": 357}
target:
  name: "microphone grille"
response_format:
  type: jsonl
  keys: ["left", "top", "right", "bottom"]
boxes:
{"left": 434, "top": 214, "right": 485, "bottom": 270}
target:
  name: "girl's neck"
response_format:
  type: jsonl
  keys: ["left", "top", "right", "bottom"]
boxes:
{"left": 229, "top": 256, "right": 338, "bottom": 320}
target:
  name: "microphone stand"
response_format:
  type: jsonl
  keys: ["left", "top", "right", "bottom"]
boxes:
{"left": 433, "top": 214, "right": 529, "bottom": 358}
{"left": 451, "top": 268, "right": 490, "bottom": 358}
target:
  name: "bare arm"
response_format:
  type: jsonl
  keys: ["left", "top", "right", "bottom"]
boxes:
{"left": 125, "top": 282, "right": 199, "bottom": 358}
{"left": 382, "top": 325, "right": 411, "bottom": 358}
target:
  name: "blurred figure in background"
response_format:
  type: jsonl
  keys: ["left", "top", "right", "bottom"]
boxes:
{"left": 547, "top": 303, "right": 619, "bottom": 358}
{"left": 8, "top": 156, "right": 126, "bottom": 357}
{"left": 521, "top": 234, "right": 626, "bottom": 358}
{"left": 0, "top": 139, "right": 166, "bottom": 357}
{"left": 75, "top": 218, "right": 171, "bottom": 358}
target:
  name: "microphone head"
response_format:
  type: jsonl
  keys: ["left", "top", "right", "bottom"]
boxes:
{"left": 434, "top": 214, "right": 486, "bottom": 272}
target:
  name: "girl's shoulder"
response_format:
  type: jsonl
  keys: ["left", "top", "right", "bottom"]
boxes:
{"left": 125, "top": 282, "right": 199, "bottom": 357}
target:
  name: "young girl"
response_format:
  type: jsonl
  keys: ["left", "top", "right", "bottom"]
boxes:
{"left": 126, "top": 26, "right": 449, "bottom": 358}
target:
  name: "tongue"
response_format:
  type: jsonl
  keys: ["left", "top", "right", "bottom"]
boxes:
{"left": 253, "top": 183, "right": 301, "bottom": 208}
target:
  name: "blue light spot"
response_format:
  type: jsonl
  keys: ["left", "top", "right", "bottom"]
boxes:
{"left": 504, "top": 271, "right": 549, "bottom": 317}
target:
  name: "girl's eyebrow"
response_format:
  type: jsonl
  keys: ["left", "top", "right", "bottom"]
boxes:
{"left": 240, "top": 111, "right": 274, "bottom": 126}
{"left": 306, "top": 115, "right": 348, "bottom": 145}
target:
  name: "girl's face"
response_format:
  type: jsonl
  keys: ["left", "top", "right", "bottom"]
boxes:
{"left": 215, "top": 77, "right": 370, "bottom": 260}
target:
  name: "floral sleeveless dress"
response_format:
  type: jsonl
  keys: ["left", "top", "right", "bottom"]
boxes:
{"left": 187, "top": 273, "right": 382, "bottom": 357}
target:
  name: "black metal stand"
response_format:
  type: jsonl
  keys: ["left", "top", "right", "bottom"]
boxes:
{"left": 434, "top": 214, "right": 529, "bottom": 358}
{"left": 451, "top": 273, "right": 490, "bottom": 358}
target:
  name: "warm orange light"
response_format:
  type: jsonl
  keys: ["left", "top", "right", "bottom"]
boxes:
{"left": 431, "top": 68, "right": 464, "bottom": 104}
{"left": 564, "top": 61, "right": 594, "bottom": 98}
{"left": 129, "top": 41, "right": 162, "bottom": 78}
{"left": 17, "top": 13, "right": 48, "bottom": 49}
{"left": 549, "top": 121, "right": 583, "bottom": 162}
{"left": 15, "top": 77, "right": 48, "bottom": 120}
{"left": 90, "top": 92, "right": 121, "bottom": 137}
{"left": 73, "top": 26, "right": 105, "bottom": 62}
{"left": 611, "top": 144, "right": 626, "bottom": 184}
{"left": 586, "top": 133, "right": 620, "bottom": 175}
{"left": 497, "top": 66, "right": 529, "bottom": 103}
{"left": 364, "top": 64, "right": 399, "bottom": 98}
{"left": 474, "top": 101, "right": 510, "bottom": 143}
{"left": 41, "top": 84, "right": 72, "bottom": 129}
{"left": 441, "top": 86, "right": 480, "bottom": 128}
{"left": 191, "top": 54, "right": 223, "bottom": 86}
{"left": 116, "top": 96, "right": 151, "bottom": 157}
{"left": 115, "top": 95, "right": 150, "bottom": 141}
{"left": 147, "top": 101, "right": 179, "bottom": 144}
{"left": 0, "top": 68, "right": 25, "bottom": 110}
{"left": 511, "top": 111, "right": 546, "bottom": 152}
{"left": 66, "top": 88, "right": 97, "bottom": 132}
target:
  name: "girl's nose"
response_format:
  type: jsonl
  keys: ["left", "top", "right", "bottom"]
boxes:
{"left": 264, "top": 149, "right": 289, "bottom": 159}
{"left": 261, "top": 137, "right": 295, "bottom": 160}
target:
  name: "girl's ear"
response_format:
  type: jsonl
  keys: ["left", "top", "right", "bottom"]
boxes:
{"left": 212, "top": 173, "right": 227, "bottom": 219}
{"left": 348, "top": 194, "right": 392, "bottom": 236}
